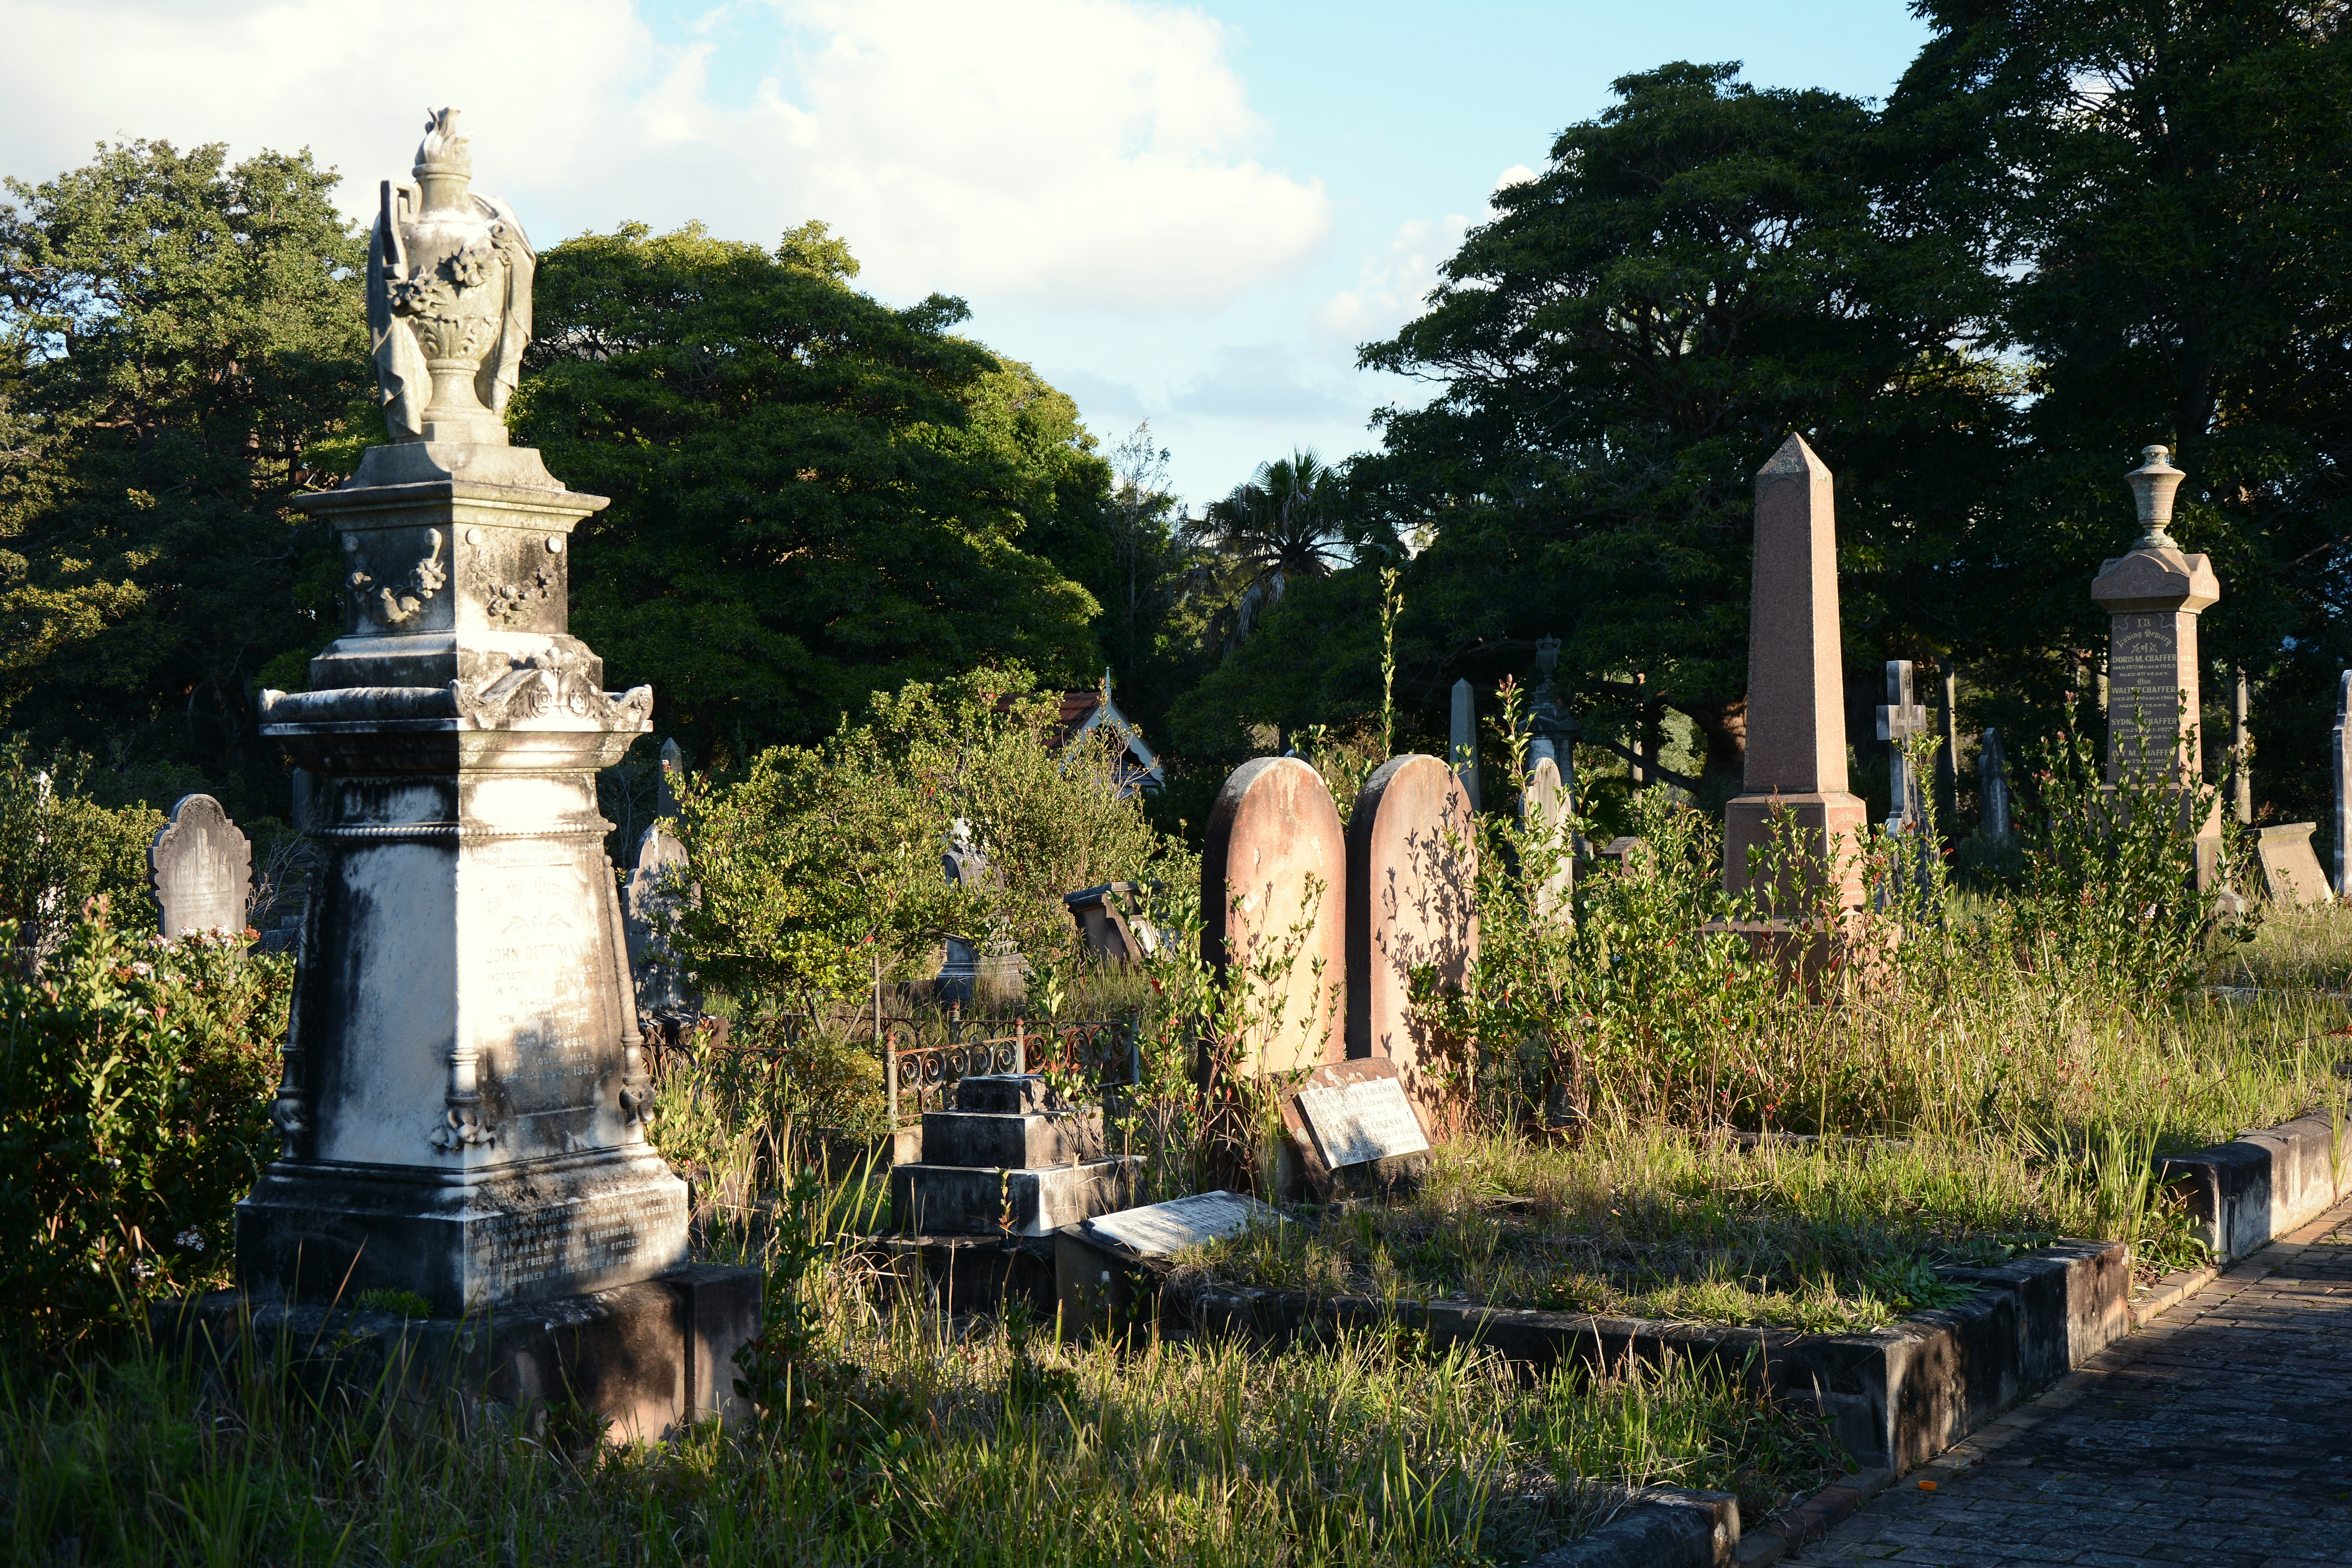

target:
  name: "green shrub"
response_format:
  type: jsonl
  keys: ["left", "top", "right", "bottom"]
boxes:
{"left": 0, "top": 908, "right": 287, "bottom": 1358}
{"left": 0, "top": 739, "right": 164, "bottom": 960}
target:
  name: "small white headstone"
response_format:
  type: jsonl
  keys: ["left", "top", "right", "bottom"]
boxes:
{"left": 1082, "top": 1189, "right": 1279, "bottom": 1256}
{"left": 149, "top": 794, "right": 251, "bottom": 938}
{"left": 625, "top": 826, "right": 690, "bottom": 1010}
{"left": 1293, "top": 1076, "right": 1430, "bottom": 1169}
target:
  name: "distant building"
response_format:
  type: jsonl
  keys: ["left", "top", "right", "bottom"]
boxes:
{"left": 1051, "top": 673, "right": 1165, "bottom": 797}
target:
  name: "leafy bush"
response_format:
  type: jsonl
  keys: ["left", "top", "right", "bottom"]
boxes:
{"left": 0, "top": 739, "right": 163, "bottom": 960}
{"left": 0, "top": 907, "right": 287, "bottom": 1358}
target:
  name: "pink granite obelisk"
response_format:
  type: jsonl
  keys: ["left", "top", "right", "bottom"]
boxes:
{"left": 1723, "top": 435, "right": 1868, "bottom": 909}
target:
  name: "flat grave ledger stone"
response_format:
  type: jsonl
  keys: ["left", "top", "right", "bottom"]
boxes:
{"left": 1080, "top": 1190, "right": 1281, "bottom": 1258}
{"left": 1202, "top": 756, "right": 1347, "bottom": 1076}
{"left": 1274, "top": 1057, "right": 1437, "bottom": 1201}
{"left": 1345, "top": 754, "right": 1477, "bottom": 1127}
{"left": 2255, "top": 824, "right": 2334, "bottom": 908}
{"left": 1722, "top": 434, "right": 1869, "bottom": 908}
{"left": 149, "top": 794, "right": 252, "bottom": 938}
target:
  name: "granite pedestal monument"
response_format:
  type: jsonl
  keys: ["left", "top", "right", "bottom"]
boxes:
{"left": 192, "top": 111, "right": 756, "bottom": 1438}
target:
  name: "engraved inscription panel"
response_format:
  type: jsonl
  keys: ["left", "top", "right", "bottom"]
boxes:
{"left": 2108, "top": 612, "right": 2190, "bottom": 773}
{"left": 467, "top": 1185, "right": 686, "bottom": 1300}
{"left": 465, "top": 840, "right": 617, "bottom": 1130}
{"left": 1295, "top": 1077, "right": 1432, "bottom": 1168}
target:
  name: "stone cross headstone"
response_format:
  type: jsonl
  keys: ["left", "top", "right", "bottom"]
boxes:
{"left": 149, "top": 794, "right": 252, "bottom": 938}
{"left": 1979, "top": 728, "right": 2011, "bottom": 840}
{"left": 1449, "top": 679, "right": 1481, "bottom": 812}
{"left": 2255, "top": 824, "right": 2334, "bottom": 908}
{"left": 1875, "top": 660, "right": 1930, "bottom": 833}
{"left": 1521, "top": 754, "right": 1573, "bottom": 921}
{"left": 245, "top": 109, "right": 697, "bottom": 1329}
{"left": 1723, "top": 435, "right": 1868, "bottom": 908}
{"left": 1202, "top": 757, "right": 1347, "bottom": 1075}
{"left": 624, "top": 824, "right": 691, "bottom": 1014}
{"left": 2334, "top": 671, "right": 2351, "bottom": 898}
{"left": 2229, "top": 668, "right": 2252, "bottom": 826}
{"left": 2090, "top": 445, "right": 2223, "bottom": 886}
{"left": 1345, "top": 754, "right": 1477, "bottom": 1126}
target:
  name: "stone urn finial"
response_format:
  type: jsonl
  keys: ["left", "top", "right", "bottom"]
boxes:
{"left": 2125, "top": 444, "right": 2186, "bottom": 552}
{"left": 1535, "top": 634, "right": 1561, "bottom": 690}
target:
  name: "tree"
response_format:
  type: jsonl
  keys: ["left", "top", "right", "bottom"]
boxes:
{"left": 1312, "top": 64, "right": 2012, "bottom": 788}
{"left": 1890, "top": 0, "right": 2352, "bottom": 825}
{"left": 0, "top": 141, "right": 369, "bottom": 815}
{"left": 514, "top": 221, "right": 1102, "bottom": 765}
{"left": 1192, "top": 448, "right": 1354, "bottom": 658}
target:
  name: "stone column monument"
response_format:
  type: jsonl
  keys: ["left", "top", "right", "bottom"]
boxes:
{"left": 2089, "top": 445, "right": 2223, "bottom": 887}
{"left": 225, "top": 116, "right": 753, "bottom": 1429}
{"left": 1723, "top": 434, "right": 1868, "bottom": 909}
{"left": 2333, "top": 671, "right": 2351, "bottom": 898}
{"left": 1449, "top": 679, "right": 1481, "bottom": 812}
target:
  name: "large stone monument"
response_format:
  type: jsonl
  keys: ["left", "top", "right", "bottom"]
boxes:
{"left": 1345, "top": 754, "right": 1477, "bottom": 1126}
{"left": 1722, "top": 435, "right": 1868, "bottom": 909}
{"left": 1202, "top": 757, "right": 1347, "bottom": 1075}
{"left": 150, "top": 794, "right": 252, "bottom": 938}
{"left": 218, "top": 113, "right": 754, "bottom": 1432}
{"left": 2089, "top": 445, "right": 2223, "bottom": 886}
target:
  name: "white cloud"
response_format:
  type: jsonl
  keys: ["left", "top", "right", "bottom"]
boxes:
{"left": 1313, "top": 163, "right": 1540, "bottom": 341}
{"left": 0, "top": 0, "right": 1328, "bottom": 314}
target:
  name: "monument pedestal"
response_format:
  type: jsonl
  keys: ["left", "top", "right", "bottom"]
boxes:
{"left": 889, "top": 1075, "right": 1138, "bottom": 1236}
{"left": 1722, "top": 791, "right": 1871, "bottom": 911}
{"left": 170, "top": 1262, "right": 761, "bottom": 1443}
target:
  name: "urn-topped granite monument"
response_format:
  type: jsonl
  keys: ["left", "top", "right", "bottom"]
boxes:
{"left": 236, "top": 110, "right": 693, "bottom": 1325}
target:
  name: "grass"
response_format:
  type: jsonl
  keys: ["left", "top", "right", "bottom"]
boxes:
{"left": 1, "top": 1254, "right": 1848, "bottom": 1566}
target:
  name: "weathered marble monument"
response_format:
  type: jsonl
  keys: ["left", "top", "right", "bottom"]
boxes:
{"left": 1722, "top": 434, "right": 1868, "bottom": 910}
{"left": 213, "top": 112, "right": 753, "bottom": 1432}
{"left": 2089, "top": 445, "right": 2224, "bottom": 886}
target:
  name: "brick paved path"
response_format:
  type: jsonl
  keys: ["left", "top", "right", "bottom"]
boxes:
{"left": 1791, "top": 1196, "right": 2352, "bottom": 1568}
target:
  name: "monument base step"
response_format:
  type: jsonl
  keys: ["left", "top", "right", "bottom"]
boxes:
{"left": 160, "top": 1262, "right": 762, "bottom": 1443}
{"left": 891, "top": 1156, "right": 1140, "bottom": 1236}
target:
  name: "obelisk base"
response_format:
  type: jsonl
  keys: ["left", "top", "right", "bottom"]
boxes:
{"left": 165, "top": 1261, "right": 762, "bottom": 1442}
{"left": 1723, "top": 791, "right": 1871, "bottom": 909}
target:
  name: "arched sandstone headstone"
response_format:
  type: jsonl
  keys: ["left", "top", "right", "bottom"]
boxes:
{"left": 149, "top": 794, "right": 252, "bottom": 938}
{"left": 1346, "top": 755, "right": 1477, "bottom": 1122}
{"left": 1202, "top": 757, "right": 1346, "bottom": 1076}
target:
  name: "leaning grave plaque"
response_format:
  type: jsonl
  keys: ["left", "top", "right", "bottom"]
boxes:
{"left": 1276, "top": 1058, "right": 1436, "bottom": 1201}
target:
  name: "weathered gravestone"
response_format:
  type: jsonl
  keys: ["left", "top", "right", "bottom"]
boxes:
{"left": 2255, "top": 824, "right": 2334, "bottom": 907}
{"left": 1522, "top": 755, "right": 1573, "bottom": 921}
{"left": 1979, "top": 728, "right": 2012, "bottom": 840}
{"left": 2230, "top": 668, "right": 2254, "bottom": 826}
{"left": 1064, "top": 882, "right": 1157, "bottom": 964}
{"left": 1346, "top": 754, "right": 1477, "bottom": 1126}
{"left": 1722, "top": 435, "right": 1869, "bottom": 910}
{"left": 149, "top": 794, "right": 252, "bottom": 938}
{"left": 217, "top": 109, "right": 754, "bottom": 1439}
{"left": 1274, "top": 1057, "right": 1433, "bottom": 1200}
{"left": 1450, "top": 679, "right": 1482, "bottom": 812}
{"left": 1054, "top": 1187, "right": 1284, "bottom": 1338}
{"left": 891, "top": 1073, "right": 1134, "bottom": 1237}
{"left": 1203, "top": 757, "right": 1347, "bottom": 1075}
{"left": 2334, "top": 672, "right": 2351, "bottom": 898}
{"left": 1877, "top": 661, "right": 1929, "bottom": 834}
{"left": 2090, "top": 445, "right": 2224, "bottom": 887}
{"left": 624, "top": 825, "right": 691, "bottom": 1015}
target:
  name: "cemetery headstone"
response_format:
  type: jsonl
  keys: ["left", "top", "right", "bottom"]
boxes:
{"left": 2255, "top": 824, "right": 2334, "bottom": 907}
{"left": 891, "top": 1074, "right": 1134, "bottom": 1236}
{"left": 1345, "top": 754, "right": 1477, "bottom": 1126}
{"left": 1079, "top": 1189, "right": 1279, "bottom": 1256}
{"left": 1449, "top": 679, "right": 1481, "bottom": 811}
{"left": 943, "top": 817, "right": 991, "bottom": 887}
{"left": 657, "top": 736, "right": 682, "bottom": 818}
{"left": 1202, "top": 757, "right": 1348, "bottom": 1075}
{"left": 2089, "top": 445, "right": 2224, "bottom": 886}
{"left": 1936, "top": 665, "right": 1961, "bottom": 823}
{"left": 1876, "top": 660, "right": 1929, "bottom": 833}
{"left": 1600, "top": 835, "right": 1653, "bottom": 873}
{"left": 1722, "top": 435, "right": 1869, "bottom": 907}
{"left": 2335, "top": 672, "right": 2351, "bottom": 897}
{"left": 1273, "top": 1058, "right": 1435, "bottom": 1204}
{"left": 1526, "top": 635, "right": 1581, "bottom": 802}
{"left": 2230, "top": 668, "right": 2253, "bottom": 826}
{"left": 149, "top": 794, "right": 252, "bottom": 938}
{"left": 624, "top": 824, "right": 691, "bottom": 1014}
{"left": 1979, "top": 728, "right": 2012, "bottom": 840}
{"left": 1521, "top": 755, "right": 1573, "bottom": 921}
{"left": 226, "top": 111, "right": 750, "bottom": 1437}
{"left": 1064, "top": 882, "right": 1158, "bottom": 964}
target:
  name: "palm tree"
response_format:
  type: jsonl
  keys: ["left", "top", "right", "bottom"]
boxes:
{"left": 1192, "top": 449, "right": 1350, "bottom": 657}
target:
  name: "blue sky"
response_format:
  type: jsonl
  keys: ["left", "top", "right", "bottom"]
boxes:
{"left": 2, "top": 0, "right": 1931, "bottom": 506}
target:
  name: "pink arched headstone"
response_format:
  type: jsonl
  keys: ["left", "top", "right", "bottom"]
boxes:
{"left": 1346, "top": 755, "right": 1477, "bottom": 1124}
{"left": 1202, "top": 757, "right": 1347, "bottom": 1076}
